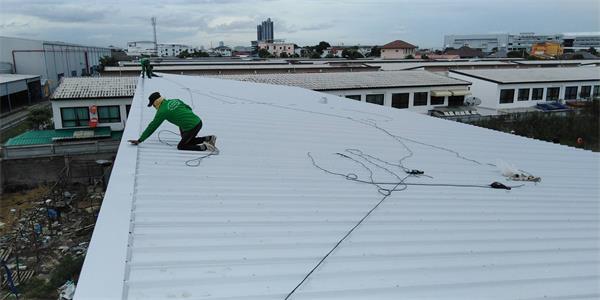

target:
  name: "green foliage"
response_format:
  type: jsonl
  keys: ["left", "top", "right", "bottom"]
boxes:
{"left": 589, "top": 47, "right": 598, "bottom": 56}
{"left": 21, "top": 255, "right": 84, "bottom": 299}
{"left": 178, "top": 50, "right": 209, "bottom": 58}
{"left": 26, "top": 106, "right": 53, "bottom": 130}
{"left": 279, "top": 52, "right": 289, "bottom": 58}
{"left": 571, "top": 53, "right": 585, "bottom": 60}
{"left": 507, "top": 50, "right": 527, "bottom": 58}
{"left": 369, "top": 46, "right": 381, "bottom": 57}
{"left": 341, "top": 48, "right": 364, "bottom": 59}
{"left": 315, "top": 41, "right": 331, "bottom": 54}
{"left": 258, "top": 48, "right": 271, "bottom": 58}
{"left": 421, "top": 54, "right": 429, "bottom": 59}
{"left": 310, "top": 51, "right": 322, "bottom": 59}
{"left": 99, "top": 55, "right": 118, "bottom": 68}
{"left": 471, "top": 101, "right": 599, "bottom": 151}
{"left": 404, "top": 54, "right": 414, "bottom": 59}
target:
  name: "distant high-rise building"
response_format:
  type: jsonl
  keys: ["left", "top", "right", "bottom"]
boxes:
{"left": 256, "top": 18, "right": 274, "bottom": 42}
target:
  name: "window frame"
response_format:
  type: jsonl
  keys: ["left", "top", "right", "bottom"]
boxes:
{"left": 531, "top": 88, "right": 544, "bottom": 100}
{"left": 97, "top": 105, "right": 121, "bottom": 123}
{"left": 366, "top": 94, "right": 385, "bottom": 106}
{"left": 564, "top": 86, "right": 578, "bottom": 100}
{"left": 546, "top": 87, "right": 560, "bottom": 101}
{"left": 430, "top": 96, "right": 445, "bottom": 105}
{"left": 499, "top": 89, "right": 515, "bottom": 104}
{"left": 580, "top": 86, "right": 591, "bottom": 98}
{"left": 391, "top": 93, "right": 409, "bottom": 109}
{"left": 517, "top": 88, "right": 530, "bottom": 101}
{"left": 413, "top": 92, "right": 428, "bottom": 106}
{"left": 61, "top": 107, "right": 90, "bottom": 128}
{"left": 345, "top": 95, "right": 361, "bottom": 101}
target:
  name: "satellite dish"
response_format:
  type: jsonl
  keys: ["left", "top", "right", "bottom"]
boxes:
{"left": 464, "top": 96, "right": 482, "bottom": 106}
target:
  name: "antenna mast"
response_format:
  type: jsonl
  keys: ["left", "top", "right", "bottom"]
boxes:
{"left": 151, "top": 17, "right": 157, "bottom": 55}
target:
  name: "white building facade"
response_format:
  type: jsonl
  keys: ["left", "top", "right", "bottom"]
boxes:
{"left": 449, "top": 68, "right": 600, "bottom": 112}
{"left": 50, "top": 77, "right": 137, "bottom": 131}
{"left": 126, "top": 41, "right": 157, "bottom": 56}
{"left": 258, "top": 42, "right": 295, "bottom": 57}
{"left": 158, "top": 44, "right": 195, "bottom": 57}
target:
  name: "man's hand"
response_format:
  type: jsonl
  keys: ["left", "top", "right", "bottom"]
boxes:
{"left": 128, "top": 139, "right": 140, "bottom": 145}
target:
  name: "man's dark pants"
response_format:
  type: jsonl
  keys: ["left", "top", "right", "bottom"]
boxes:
{"left": 178, "top": 121, "right": 209, "bottom": 150}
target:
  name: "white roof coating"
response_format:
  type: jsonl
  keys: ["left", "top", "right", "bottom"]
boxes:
{"left": 214, "top": 71, "right": 470, "bottom": 91}
{"left": 77, "top": 73, "right": 600, "bottom": 300}
{"left": 450, "top": 67, "right": 600, "bottom": 84}
{"left": 51, "top": 77, "right": 138, "bottom": 99}
{"left": 104, "top": 64, "right": 375, "bottom": 72}
{"left": 0, "top": 74, "right": 40, "bottom": 84}
{"left": 368, "top": 61, "right": 517, "bottom": 71}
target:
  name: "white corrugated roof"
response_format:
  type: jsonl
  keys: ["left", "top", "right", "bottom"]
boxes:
{"left": 51, "top": 77, "right": 138, "bottom": 100}
{"left": 451, "top": 67, "right": 600, "bottom": 84}
{"left": 0, "top": 74, "right": 40, "bottom": 84}
{"left": 76, "top": 73, "right": 599, "bottom": 300}
{"left": 214, "top": 71, "right": 470, "bottom": 90}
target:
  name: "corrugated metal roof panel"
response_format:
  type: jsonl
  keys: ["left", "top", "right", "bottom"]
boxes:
{"left": 76, "top": 74, "right": 599, "bottom": 300}
{"left": 51, "top": 77, "right": 138, "bottom": 100}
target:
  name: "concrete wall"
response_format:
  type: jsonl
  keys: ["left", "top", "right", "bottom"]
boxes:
{"left": 0, "top": 152, "right": 116, "bottom": 193}
{"left": 324, "top": 84, "right": 471, "bottom": 114}
{"left": 381, "top": 48, "right": 415, "bottom": 59}
{"left": 51, "top": 98, "right": 132, "bottom": 130}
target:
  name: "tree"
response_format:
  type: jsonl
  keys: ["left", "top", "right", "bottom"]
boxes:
{"left": 325, "top": 53, "right": 335, "bottom": 58}
{"left": 369, "top": 46, "right": 381, "bottom": 57}
{"left": 405, "top": 54, "right": 415, "bottom": 59}
{"left": 315, "top": 41, "right": 331, "bottom": 54}
{"left": 99, "top": 55, "right": 118, "bottom": 68}
{"left": 507, "top": 50, "right": 527, "bottom": 58}
{"left": 421, "top": 54, "right": 429, "bottom": 59}
{"left": 571, "top": 53, "right": 585, "bottom": 60}
{"left": 310, "top": 51, "right": 322, "bottom": 59}
{"left": 588, "top": 47, "right": 598, "bottom": 56}
{"left": 177, "top": 50, "right": 190, "bottom": 58}
{"left": 258, "top": 48, "right": 271, "bottom": 58}
{"left": 280, "top": 52, "right": 289, "bottom": 58}
{"left": 26, "top": 107, "right": 53, "bottom": 130}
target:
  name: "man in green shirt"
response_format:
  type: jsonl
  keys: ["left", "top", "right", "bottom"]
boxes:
{"left": 140, "top": 57, "right": 152, "bottom": 79}
{"left": 128, "top": 92, "right": 216, "bottom": 151}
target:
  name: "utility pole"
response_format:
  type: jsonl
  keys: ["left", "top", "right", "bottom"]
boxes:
{"left": 151, "top": 17, "right": 158, "bottom": 56}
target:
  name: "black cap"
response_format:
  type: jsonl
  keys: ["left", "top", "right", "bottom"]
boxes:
{"left": 148, "top": 92, "right": 161, "bottom": 107}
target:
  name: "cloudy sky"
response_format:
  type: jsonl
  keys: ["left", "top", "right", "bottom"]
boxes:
{"left": 1, "top": 0, "right": 598, "bottom": 49}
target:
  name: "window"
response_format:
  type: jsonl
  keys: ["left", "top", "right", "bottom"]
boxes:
{"left": 366, "top": 94, "right": 384, "bottom": 105}
{"left": 413, "top": 92, "right": 428, "bottom": 106}
{"left": 71, "top": 70, "right": 77, "bottom": 76}
{"left": 346, "top": 95, "right": 361, "bottom": 101}
{"left": 448, "top": 96, "right": 464, "bottom": 106}
{"left": 593, "top": 85, "right": 600, "bottom": 97}
{"left": 61, "top": 107, "right": 89, "bottom": 127}
{"left": 499, "top": 89, "right": 514, "bottom": 103}
{"left": 532, "top": 88, "right": 544, "bottom": 100}
{"left": 57, "top": 73, "right": 64, "bottom": 80}
{"left": 564, "top": 86, "right": 578, "bottom": 100}
{"left": 391, "top": 93, "right": 409, "bottom": 108}
{"left": 126, "top": 105, "right": 132, "bottom": 117}
{"left": 546, "top": 87, "right": 560, "bottom": 100}
{"left": 98, "top": 105, "right": 121, "bottom": 123}
{"left": 580, "top": 86, "right": 591, "bottom": 98}
{"left": 430, "top": 96, "right": 445, "bottom": 105}
{"left": 517, "top": 88, "right": 530, "bottom": 101}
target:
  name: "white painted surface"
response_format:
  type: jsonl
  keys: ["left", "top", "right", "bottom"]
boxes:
{"left": 51, "top": 98, "right": 132, "bottom": 130}
{"left": 77, "top": 73, "right": 600, "bottom": 300}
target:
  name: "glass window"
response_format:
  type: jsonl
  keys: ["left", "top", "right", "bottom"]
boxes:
{"left": 546, "top": 87, "right": 560, "bottom": 100}
{"left": 391, "top": 93, "right": 409, "bottom": 108}
{"left": 98, "top": 105, "right": 121, "bottom": 123}
{"left": 499, "top": 89, "right": 515, "bottom": 103}
{"left": 61, "top": 107, "right": 89, "bottom": 127}
{"left": 430, "top": 96, "right": 445, "bottom": 105}
{"left": 517, "top": 88, "right": 530, "bottom": 101}
{"left": 346, "top": 95, "right": 361, "bottom": 101}
{"left": 593, "top": 85, "right": 600, "bottom": 97}
{"left": 564, "top": 86, "right": 578, "bottom": 100}
{"left": 448, "top": 96, "right": 464, "bottom": 106}
{"left": 366, "top": 94, "right": 384, "bottom": 105}
{"left": 532, "top": 88, "right": 544, "bottom": 100}
{"left": 580, "top": 86, "right": 591, "bottom": 98}
{"left": 126, "top": 105, "right": 132, "bottom": 117}
{"left": 413, "top": 92, "right": 428, "bottom": 106}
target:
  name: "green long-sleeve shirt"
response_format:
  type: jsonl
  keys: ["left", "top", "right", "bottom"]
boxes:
{"left": 138, "top": 99, "right": 201, "bottom": 142}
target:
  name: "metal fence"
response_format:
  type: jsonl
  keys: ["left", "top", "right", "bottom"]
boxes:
{"left": 1, "top": 140, "right": 119, "bottom": 159}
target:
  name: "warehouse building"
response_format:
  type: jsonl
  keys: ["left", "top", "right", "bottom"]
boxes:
{"left": 0, "top": 74, "right": 43, "bottom": 115}
{"left": 449, "top": 67, "right": 600, "bottom": 113}
{"left": 0, "top": 36, "right": 111, "bottom": 90}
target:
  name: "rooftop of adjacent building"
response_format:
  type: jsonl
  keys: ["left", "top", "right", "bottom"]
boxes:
{"left": 4, "top": 126, "right": 122, "bottom": 146}
{"left": 0, "top": 74, "right": 40, "bottom": 84}
{"left": 450, "top": 67, "right": 600, "bottom": 84}
{"left": 51, "top": 77, "right": 138, "bottom": 100}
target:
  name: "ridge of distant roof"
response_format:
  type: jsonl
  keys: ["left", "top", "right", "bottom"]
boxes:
{"left": 382, "top": 40, "right": 417, "bottom": 49}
